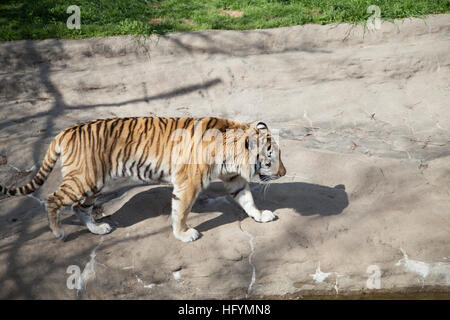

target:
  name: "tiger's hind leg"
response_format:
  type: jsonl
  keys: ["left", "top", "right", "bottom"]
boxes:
{"left": 46, "top": 184, "right": 81, "bottom": 240}
{"left": 73, "top": 196, "right": 112, "bottom": 235}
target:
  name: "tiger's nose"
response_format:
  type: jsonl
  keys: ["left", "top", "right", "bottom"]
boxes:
{"left": 277, "top": 161, "right": 286, "bottom": 177}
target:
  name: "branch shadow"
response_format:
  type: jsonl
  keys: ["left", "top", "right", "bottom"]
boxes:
{"left": 0, "top": 39, "right": 224, "bottom": 298}
{"left": 162, "top": 31, "right": 333, "bottom": 57}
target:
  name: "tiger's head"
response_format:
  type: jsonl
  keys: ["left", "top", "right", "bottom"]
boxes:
{"left": 246, "top": 121, "right": 286, "bottom": 181}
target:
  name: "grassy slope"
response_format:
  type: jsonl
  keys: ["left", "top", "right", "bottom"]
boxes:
{"left": 0, "top": 0, "right": 449, "bottom": 41}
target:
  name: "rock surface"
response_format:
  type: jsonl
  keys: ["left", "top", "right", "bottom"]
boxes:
{"left": 0, "top": 15, "right": 449, "bottom": 299}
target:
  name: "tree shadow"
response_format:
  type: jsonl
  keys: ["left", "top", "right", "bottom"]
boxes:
{"left": 162, "top": 30, "right": 333, "bottom": 57}
{"left": 96, "top": 181, "right": 348, "bottom": 235}
{"left": 0, "top": 39, "right": 224, "bottom": 298}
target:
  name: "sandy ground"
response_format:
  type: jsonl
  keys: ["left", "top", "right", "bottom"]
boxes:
{"left": 0, "top": 15, "right": 449, "bottom": 299}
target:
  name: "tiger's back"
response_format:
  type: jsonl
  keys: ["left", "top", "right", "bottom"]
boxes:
{"left": 57, "top": 117, "right": 247, "bottom": 187}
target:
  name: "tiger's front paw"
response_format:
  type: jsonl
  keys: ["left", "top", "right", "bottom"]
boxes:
{"left": 87, "top": 222, "right": 113, "bottom": 235}
{"left": 261, "top": 210, "right": 277, "bottom": 222}
{"left": 51, "top": 227, "right": 66, "bottom": 241}
{"left": 174, "top": 228, "right": 201, "bottom": 242}
{"left": 254, "top": 210, "right": 277, "bottom": 223}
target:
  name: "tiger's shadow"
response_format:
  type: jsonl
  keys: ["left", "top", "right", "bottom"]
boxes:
{"left": 89, "top": 181, "right": 348, "bottom": 235}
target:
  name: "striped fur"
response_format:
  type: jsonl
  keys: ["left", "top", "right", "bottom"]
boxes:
{"left": 0, "top": 117, "right": 286, "bottom": 242}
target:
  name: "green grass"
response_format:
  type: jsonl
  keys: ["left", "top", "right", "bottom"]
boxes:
{"left": 0, "top": 0, "right": 449, "bottom": 41}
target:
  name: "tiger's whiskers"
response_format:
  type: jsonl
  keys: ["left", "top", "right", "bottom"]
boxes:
{"left": 258, "top": 180, "right": 272, "bottom": 200}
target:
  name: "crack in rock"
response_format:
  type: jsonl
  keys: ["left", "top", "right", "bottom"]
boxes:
{"left": 310, "top": 263, "right": 343, "bottom": 294}
{"left": 237, "top": 220, "right": 256, "bottom": 296}
{"left": 395, "top": 248, "right": 450, "bottom": 287}
{"left": 310, "top": 262, "right": 332, "bottom": 283}
{"left": 136, "top": 275, "right": 156, "bottom": 289}
{"left": 76, "top": 237, "right": 104, "bottom": 295}
{"left": 396, "top": 248, "right": 430, "bottom": 279}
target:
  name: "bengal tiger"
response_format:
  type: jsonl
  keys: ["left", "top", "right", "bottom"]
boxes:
{"left": 0, "top": 117, "right": 286, "bottom": 242}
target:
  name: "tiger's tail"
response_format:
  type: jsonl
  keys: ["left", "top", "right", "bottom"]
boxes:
{"left": 0, "top": 137, "right": 61, "bottom": 196}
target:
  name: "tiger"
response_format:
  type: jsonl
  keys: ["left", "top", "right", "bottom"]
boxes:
{"left": 0, "top": 117, "right": 286, "bottom": 242}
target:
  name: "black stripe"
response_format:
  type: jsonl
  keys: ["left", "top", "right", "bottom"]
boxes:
{"left": 24, "top": 184, "right": 33, "bottom": 194}
{"left": 71, "top": 177, "right": 84, "bottom": 195}
{"left": 115, "top": 149, "right": 122, "bottom": 176}
{"left": 117, "top": 119, "right": 126, "bottom": 138}
{"left": 129, "top": 161, "right": 136, "bottom": 176}
{"left": 109, "top": 119, "right": 119, "bottom": 137}
{"left": 42, "top": 163, "right": 52, "bottom": 173}
{"left": 96, "top": 121, "right": 103, "bottom": 151}
{"left": 144, "top": 118, "right": 149, "bottom": 134}
{"left": 125, "top": 118, "right": 137, "bottom": 142}
{"left": 205, "top": 117, "right": 213, "bottom": 130}
{"left": 60, "top": 188, "right": 77, "bottom": 202}
{"left": 144, "top": 164, "right": 152, "bottom": 179}
{"left": 181, "top": 118, "right": 191, "bottom": 130}
{"left": 62, "top": 183, "right": 77, "bottom": 196}
{"left": 96, "top": 120, "right": 102, "bottom": 137}
{"left": 122, "top": 142, "right": 133, "bottom": 170}
{"left": 52, "top": 192, "right": 64, "bottom": 205}
{"left": 154, "top": 157, "right": 161, "bottom": 175}
{"left": 59, "top": 127, "right": 72, "bottom": 141}
{"left": 136, "top": 142, "right": 148, "bottom": 179}
{"left": 34, "top": 176, "right": 44, "bottom": 186}
{"left": 86, "top": 123, "right": 92, "bottom": 145}
{"left": 164, "top": 118, "right": 174, "bottom": 143}
{"left": 209, "top": 117, "right": 218, "bottom": 129}
{"left": 158, "top": 117, "right": 165, "bottom": 132}
{"left": 102, "top": 120, "right": 108, "bottom": 142}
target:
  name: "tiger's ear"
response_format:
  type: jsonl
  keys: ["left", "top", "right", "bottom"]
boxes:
{"left": 249, "top": 121, "right": 268, "bottom": 131}
{"left": 256, "top": 122, "right": 268, "bottom": 130}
